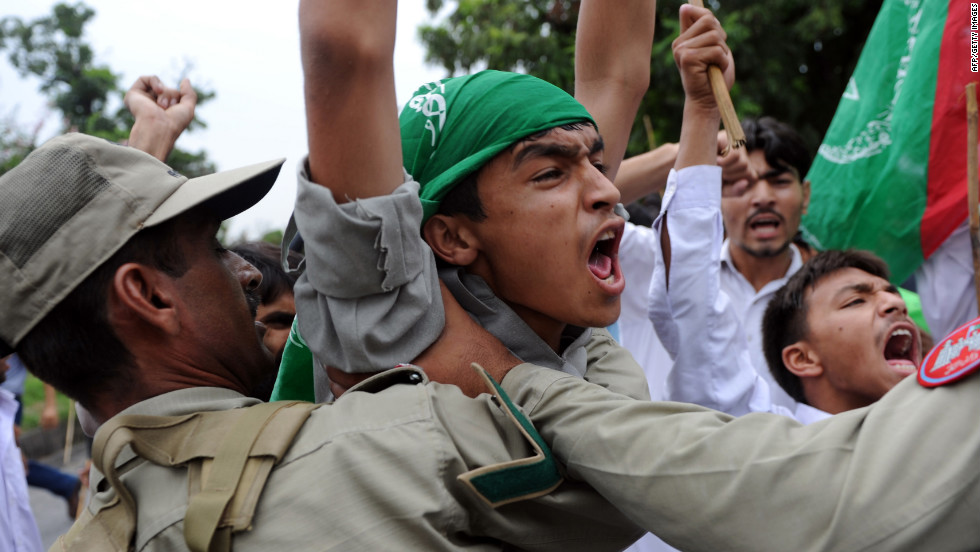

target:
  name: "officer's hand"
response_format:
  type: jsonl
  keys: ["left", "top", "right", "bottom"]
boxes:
{"left": 414, "top": 283, "right": 520, "bottom": 397}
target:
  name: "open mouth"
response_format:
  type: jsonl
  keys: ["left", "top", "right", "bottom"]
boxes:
{"left": 589, "top": 229, "right": 616, "bottom": 279}
{"left": 748, "top": 213, "right": 783, "bottom": 236}
{"left": 587, "top": 223, "right": 624, "bottom": 294}
{"left": 883, "top": 327, "right": 918, "bottom": 374}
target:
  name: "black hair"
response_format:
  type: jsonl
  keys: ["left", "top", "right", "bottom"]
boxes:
{"left": 16, "top": 217, "right": 189, "bottom": 408}
{"left": 742, "top": 117, "right": 812, "bottom": 179}
{"left": 762, "top": 249, "right": 890, "bottom": 404}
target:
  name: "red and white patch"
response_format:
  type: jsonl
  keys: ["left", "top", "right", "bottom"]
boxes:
{"left": 918, "top": 317, "right": 980, "bottom": 387}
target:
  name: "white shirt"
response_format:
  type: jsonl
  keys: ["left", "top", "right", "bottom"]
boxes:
{"left": 915, "top": 218, "right": 977, "bottom": 340}
{"left": 637, "top": 166, "right": 827, "bottom": 423}
{"left": 0, "top": 388, "right": 43, "bottom": 552}
{"left": 718, "top": 240, "right": 803, "bottom": 410}
{"left": 619, "top": 168, "right": 825, "bottom": 552}
{"left": 618, "top": 223, "right": 672, "bottom": 401}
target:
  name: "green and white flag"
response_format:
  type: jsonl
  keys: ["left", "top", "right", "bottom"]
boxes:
{"left": 802, "top": 0, "right": 978, "bottom": 284}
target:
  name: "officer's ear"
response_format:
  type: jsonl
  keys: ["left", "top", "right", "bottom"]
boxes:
{"left": 423, "top": 215, "right": 480, "bottom": 267}
{"left": 782, "top": 341, "right": 823, "bottom": 379}
{"left": 108, "top": 263, "right": 181, "bottom": 336}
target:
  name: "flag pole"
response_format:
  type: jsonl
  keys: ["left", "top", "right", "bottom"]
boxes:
{"left": 687, "top": 0, "right": 745, "bottom": 153}
{"left": 966, "top": 82, "right": 980, "bottom": 314}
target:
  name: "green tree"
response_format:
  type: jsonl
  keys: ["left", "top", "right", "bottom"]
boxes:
{"left": 419, "top": 0, "right": 882, "bottom": 156}
{"left": 0, "top": 1, "right": 216, "bottom": 176}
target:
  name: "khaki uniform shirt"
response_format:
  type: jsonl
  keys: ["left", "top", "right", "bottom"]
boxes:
{"left": 85, "top": 369, "right": 642, "bottom": 551}
{"left": 504, "top": 363, "right": 980, "bottom": 552}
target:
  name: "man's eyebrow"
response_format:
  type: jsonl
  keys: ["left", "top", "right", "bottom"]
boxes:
{"left": 832, "top": 281, "right": 900, "bottom": 300}
{"left": 511, "top": 136, "right": 605, "bottom": 170}
{"left": 833, "top": 282, "right": 875, "bottom": 301}
{"left": 760, "top": 167, "right": 799, "bottom": 181}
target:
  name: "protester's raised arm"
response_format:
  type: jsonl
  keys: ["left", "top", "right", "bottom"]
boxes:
{"left": 574, "top": 0, "right": 656, "bottom": 181}
{"left": 125, "top": 76, "right": 197, "bottom": 161}
{"left": 300, "top": 0, "right": 403, "bottom": 200}
{"left": 672, "top": 5, "right": 731, "bottom": 170}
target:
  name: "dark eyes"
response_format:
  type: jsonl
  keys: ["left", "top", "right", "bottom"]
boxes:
{"left": 532, "top": 169, "right": 563, "bottom": 182}
{"left": 843, "top": 298, "right": 865, "bottom": 308}
{"left": 593, "top": 162, "right": 607, "bottom": 175}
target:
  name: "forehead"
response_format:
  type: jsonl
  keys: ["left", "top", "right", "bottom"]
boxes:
{"left": 504, "top": 124, "right": 601, "bottom": 165}
{"left": 747, "top": 150, "right": 800, "bottom": 180}
{"left": 806, "top": 267, "right": 890, "bottom": 307}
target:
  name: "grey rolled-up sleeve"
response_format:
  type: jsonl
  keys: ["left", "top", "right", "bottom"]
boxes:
{"left": 292, "top": 162, "right": 444, "bottom": 387}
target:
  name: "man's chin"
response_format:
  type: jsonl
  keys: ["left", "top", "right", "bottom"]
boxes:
{"left": 740, "top": 239, "right": 792, "bottom": 259}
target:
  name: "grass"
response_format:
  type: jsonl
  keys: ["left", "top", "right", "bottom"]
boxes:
{"left": 20, "top": 374, "right": 71, "bottom": 431}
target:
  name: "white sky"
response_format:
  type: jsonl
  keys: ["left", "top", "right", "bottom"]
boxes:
{"left": 0, "top": 0, "right": 446, "bottom": 240}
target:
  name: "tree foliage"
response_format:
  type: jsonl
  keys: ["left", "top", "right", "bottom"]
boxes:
{"left": 0, "top": 2, "right": 216, "bottom": 176}
{"left": 419, "top": 0, "right": 882, "bottom": 156}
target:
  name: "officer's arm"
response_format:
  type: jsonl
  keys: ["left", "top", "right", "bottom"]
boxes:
{"left": 414, "top": 284, "right": 521, "bottom": 398}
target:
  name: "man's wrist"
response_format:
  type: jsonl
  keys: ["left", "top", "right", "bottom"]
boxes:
{"left": 675, "top": 101, "right": 722, "bottom": 170}
{"left": 128, "top": 117, "right": 179, "bottom": 162}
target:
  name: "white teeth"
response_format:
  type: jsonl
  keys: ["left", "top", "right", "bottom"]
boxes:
{"left": 599, "top": 229, "right": 615, "bottom": 241}
{"left": 890, "top": 328, "right": 911, "bottom": 338}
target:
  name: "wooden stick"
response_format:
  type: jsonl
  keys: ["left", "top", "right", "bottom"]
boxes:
{"left": 63, "top": 399, "right": 75, "bottom": 466}
{"left": 643, "top": 114, "right": 657, "bottom": 150}
{"left": 966, "top": 82, "right": 980, "bottom": 314}
{"left": 687, "top": 0, "right": 746, "bottom": 153}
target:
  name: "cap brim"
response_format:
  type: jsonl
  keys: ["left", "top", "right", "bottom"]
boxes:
{"left": 143, "top": 158, "right": 285, "bottom": 227}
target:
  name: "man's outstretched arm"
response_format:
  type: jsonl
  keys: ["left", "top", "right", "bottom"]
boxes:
{"left": 301, "top": 0, "right": 402, "bottom": 199}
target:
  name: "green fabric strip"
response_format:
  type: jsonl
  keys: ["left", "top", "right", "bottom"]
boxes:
{"left": 269, "top": 320, "right": 314, "bottom": 403}
{"left": 466, "top": 369, "right": 562, "bottom": 505}
{"left": 400, "top": 70, "right": 595, "bottom": 223}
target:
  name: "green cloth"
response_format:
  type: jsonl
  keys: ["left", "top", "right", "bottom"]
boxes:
{"left": 269, "top": 320, "right": 314, "bottom": 402}
{"left": 400, "top": 70, "right": 595, "bottom": 223}
{"left": 800, "top": 0, "right": 971, "bottom": 285}
{"left": 898, "top": 287, "right": 931, "bottom": 335}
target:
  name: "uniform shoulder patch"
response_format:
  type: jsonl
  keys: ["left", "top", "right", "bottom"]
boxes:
{"left": 918, "top": 316, "right": 980, "bottom": 387}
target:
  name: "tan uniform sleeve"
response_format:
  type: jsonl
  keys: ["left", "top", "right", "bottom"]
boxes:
{"left": 583, "top": 328, "right": 651, "bottom": 400}
{"left": 502, "top": 364, "right": 980, "bottom": 552}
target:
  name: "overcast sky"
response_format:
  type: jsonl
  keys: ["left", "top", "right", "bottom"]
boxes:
{"left": 0, "top": 0, "right": 447, "bottom": 240}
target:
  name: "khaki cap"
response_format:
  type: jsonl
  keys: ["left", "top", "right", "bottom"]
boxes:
{"left": 0, "top": 133, "right": 284, "bottom": 353}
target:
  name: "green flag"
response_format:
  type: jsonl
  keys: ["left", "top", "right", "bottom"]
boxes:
{"left": 802, "top": 0, "right": 978, "bottom": 284}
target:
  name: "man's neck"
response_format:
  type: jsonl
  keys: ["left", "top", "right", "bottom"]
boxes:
{"left": 727, "top": 242, "right": 794, "bottom": 292}
{"left": 509, "top": 303, "right": 566, "bottom": 353}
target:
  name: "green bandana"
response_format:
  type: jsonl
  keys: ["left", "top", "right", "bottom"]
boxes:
{"left": 400, "top": 70, "right": 595, "bottom": 223}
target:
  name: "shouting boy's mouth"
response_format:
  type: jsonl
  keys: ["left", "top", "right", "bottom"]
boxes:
{"left": 587, "top": 222, "right": 625, "bottom": 294}
{"left": 883, "top": 324, "right": 920, "bottom": 376}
